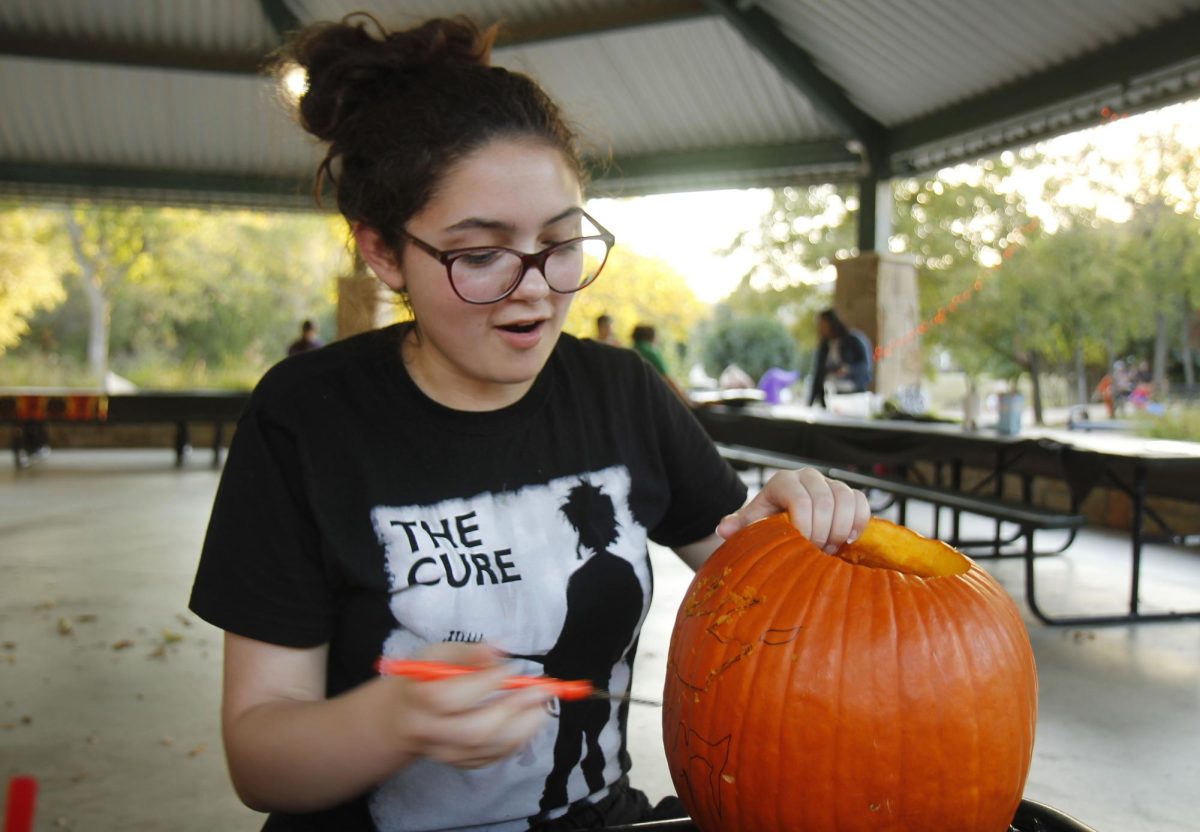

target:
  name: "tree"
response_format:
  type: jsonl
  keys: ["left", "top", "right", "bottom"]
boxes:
{"left": 728, "top": 160, "right": 1042, "bottom": 392}
{"left": 698, "top": 311, "right": 800, "bottom": 381}
{"left": 727, "top": 183, "right": 859, "bottom": 279}
{"left": 59, "top": 203, "right": 155, "bottom": 382}
{"left": 136, "top": 208, "right": 346, "bottom": 377}
{"left": 951, "top": 213, "right": 1124, "bottom": 421}
{"left": 562, "top": 245, "right": 706, "bottom": 373}
{"left": 0, "top": 206, "right": 67, "bottom": 352}
{"left": 1105, "top": 129, "right": 1200, "bottom": 390}
{"left": 9, "top": 204, "right": 348, "bottom": 388}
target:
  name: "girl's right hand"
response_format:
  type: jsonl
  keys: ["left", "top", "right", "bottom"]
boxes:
{"left": 385, "top": 641, "right": 553, "bottom": 769}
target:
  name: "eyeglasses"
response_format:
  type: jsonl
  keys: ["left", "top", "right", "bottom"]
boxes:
{"left": 400, "top": 210, "right": 615, "bottom": 305}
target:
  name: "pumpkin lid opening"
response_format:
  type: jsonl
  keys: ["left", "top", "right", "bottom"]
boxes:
{"left": 834, "top": 518, "right": 970, "bottom": 578}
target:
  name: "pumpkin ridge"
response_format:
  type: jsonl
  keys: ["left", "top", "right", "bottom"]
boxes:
{"left": 904, "top": 575, "right": 950, "bottom": 820}
{"left": 703, "top": 526, "right": 802, "bottom": 828}
{"left": 753, "top": 535, "right": 831, "bottom": 830}
{"left": 961, "top": 568, "right": 1036, "bottom": 820}
{"left": 950, "top": 572, "right": 1036, "bottom": 817}
{"left": 927, "top": 572, "right": 992, "bottom": 828}
{"left": 828, "top": 558, "right": 855, "bottom": 831}
{"left": 873, "top": 557, "right": 902, "bottom": 825}
{"left": 780, "top": 547, "right": 850, "bottom": 829}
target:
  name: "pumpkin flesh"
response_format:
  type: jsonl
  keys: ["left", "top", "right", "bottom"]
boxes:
{"left": 664, "top": 514, "right": 1037, "bottom": 832}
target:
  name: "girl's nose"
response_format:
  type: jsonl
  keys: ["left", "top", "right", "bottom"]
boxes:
{"left": 508, "top": 263, "right": 552, "bottom": 302}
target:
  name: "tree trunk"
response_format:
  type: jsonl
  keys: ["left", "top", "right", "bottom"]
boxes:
{"left": 1183, "top": 291, "right": 1196, "bottom": 387}
{"left": 63, "top": 210, "right": 109, "bottom": 385}
{"left": 1153, "top": 308, "right": 1169, "bottom": 392}
{"left": 1028, "top": 352, "right": 1044, "bottom": 425}
{"left": 1074, "top": 344, "right": 1088, "bottom": 404}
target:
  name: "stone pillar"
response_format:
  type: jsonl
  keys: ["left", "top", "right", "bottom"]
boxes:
{"left": 833, "top": 252, "right": 921, "bottom": 400}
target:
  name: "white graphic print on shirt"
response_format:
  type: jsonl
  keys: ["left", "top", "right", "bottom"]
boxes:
{"left": 368, "top": 465, "right": 652, "bottom": 832}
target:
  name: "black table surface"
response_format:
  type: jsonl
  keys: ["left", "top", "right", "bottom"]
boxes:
{"left": 600, "top": 797, "right": 1097, "bottom": 831}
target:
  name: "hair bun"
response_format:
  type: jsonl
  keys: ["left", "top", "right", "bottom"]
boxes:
{"left": 285, "top": 15, "right": 497, "bottom": 143}
{"left": 384, "top": 15, "right": 496, "bottom": 70}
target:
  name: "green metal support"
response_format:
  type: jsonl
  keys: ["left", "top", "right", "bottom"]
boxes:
{"left": 698, "top": 0, "right": 889, "bottom": 250}
{"left": 259, "top": 0, "right": 303, "bottom": 42}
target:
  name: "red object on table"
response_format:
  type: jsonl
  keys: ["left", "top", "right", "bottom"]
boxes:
{"left": 3, "top": 776, "right": 37, "bottom": 832}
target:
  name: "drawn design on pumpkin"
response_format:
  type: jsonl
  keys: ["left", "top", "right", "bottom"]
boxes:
{"left": 671, "top": 722, "right": 732, "bottom": 821}
{"left": 760, "top": 625, "right": 802, "bottom": 645}
{"left": 668, "top": 623, "right": 801, "bottom": 700}
{"left": 672, "top": 582, "right": 806, "bottom": 698}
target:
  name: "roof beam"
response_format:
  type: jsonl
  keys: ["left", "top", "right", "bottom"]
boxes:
{"left": 495, "top": 0, "right": 710, "bottom": 47}
{"left": 698, "top": 0, "right": 887, "bottom": 171}
{"left": 588, "top": 140, "right": 863, "bottom": 194}
{"left": 0, "top": 141, "right": 863, "bottom": 208}
{"left": 889, "top": 10, "right": 1200, "bottom": 163}
{"left": 259, "top": 0, "right": 303, "bottom": 42}
{"left": 593, "top": 141, "right": 860, "bottom": 179}
{"left": 0, "top": 162, "right": 318, "bottom": 206}
{"left": 0, "top": 1, "right": 711, "bottom": 75}
{"left": 0, "top": 28, "right": 265, "bottom": 75}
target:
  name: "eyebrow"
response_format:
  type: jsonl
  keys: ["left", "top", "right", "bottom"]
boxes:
{"left": 443, "top": 207, "right": 582, "bottom": 234}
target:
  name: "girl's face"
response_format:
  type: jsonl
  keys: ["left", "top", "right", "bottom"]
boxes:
{"left": 359, "top": 138, "right": 585, "bottom": 411}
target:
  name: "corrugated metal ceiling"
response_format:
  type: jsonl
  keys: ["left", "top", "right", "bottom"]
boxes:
{"left": 0, "top": 0, "right": 1197, "bottom": 208}
{"left": 767, "top": 0, "right": 1199, "bottom": 125}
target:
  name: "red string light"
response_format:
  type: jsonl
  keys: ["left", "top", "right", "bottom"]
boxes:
{"left": 871, "top": 100, "right": 1125, "bottom": 364}
{"left": 874, "top": 217, "right": 1042, "bottom": 363}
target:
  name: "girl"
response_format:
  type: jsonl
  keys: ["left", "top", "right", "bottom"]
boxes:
{"left": 190, "top": 14, "right": 870, "bottom": 831}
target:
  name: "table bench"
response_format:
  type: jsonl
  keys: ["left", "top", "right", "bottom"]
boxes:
{"left": 715, "top": 442, "right": 1089, "bottom": 626}
{"left": 1, "top": 390, "right": 248, "bottom": 470}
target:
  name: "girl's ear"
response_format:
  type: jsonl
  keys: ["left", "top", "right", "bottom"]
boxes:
{"left": 352, "top": 223, "right": 405, "bottom": 292}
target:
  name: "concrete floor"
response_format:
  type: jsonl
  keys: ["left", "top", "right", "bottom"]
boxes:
{"left": 2, "top": 450, "right": 1198, "bottom": 831}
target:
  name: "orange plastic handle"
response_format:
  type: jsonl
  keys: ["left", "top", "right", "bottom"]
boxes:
{"left": 376, "top": 658, "right": 594, "bottom": 701}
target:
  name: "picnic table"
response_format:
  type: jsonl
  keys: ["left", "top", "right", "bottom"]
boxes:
{"left": 693, "top": 402, "right": 1200, "bottom": 625}
{"left": 2, "top": 389, "right": 250, "bottom": 469}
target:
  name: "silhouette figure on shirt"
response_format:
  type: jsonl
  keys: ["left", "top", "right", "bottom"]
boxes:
{"left": 520, "top": 481, "right": 645, "bottom": 821}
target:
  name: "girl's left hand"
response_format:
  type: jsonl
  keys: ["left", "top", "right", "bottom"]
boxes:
{"left": 716, "top": 468, "right": 871, "bottom": 553}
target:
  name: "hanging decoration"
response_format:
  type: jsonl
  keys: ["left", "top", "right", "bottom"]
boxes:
{"left": 874, "top": 104, "right": 1129, "bottom": 364}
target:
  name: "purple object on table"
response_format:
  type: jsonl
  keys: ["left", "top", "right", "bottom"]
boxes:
{"left": 757, "top": 368, "right": 800, "bottom": 404}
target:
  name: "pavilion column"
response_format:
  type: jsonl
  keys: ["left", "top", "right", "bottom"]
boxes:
{"left": 833, "top": 252, "right": 921, "bottom": 400}
{"left": 337, "top": 254, "right": 394, "bottom": 340}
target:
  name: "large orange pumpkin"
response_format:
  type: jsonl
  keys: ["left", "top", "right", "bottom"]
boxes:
{"left": 664, "top": 514, "right": 1037, "bottom": 831}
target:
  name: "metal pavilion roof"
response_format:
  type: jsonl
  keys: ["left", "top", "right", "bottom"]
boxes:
{"left": 0, "top": 0, "right": 1198, "bottom": 211}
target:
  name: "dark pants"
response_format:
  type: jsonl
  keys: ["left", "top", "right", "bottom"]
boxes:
{"left": 531, "top": 779, "right": 687, "bottom": 831}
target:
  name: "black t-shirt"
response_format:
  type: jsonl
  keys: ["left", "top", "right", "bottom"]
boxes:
{"left": 189, "top": 324, "right": 746, "bottom": 831}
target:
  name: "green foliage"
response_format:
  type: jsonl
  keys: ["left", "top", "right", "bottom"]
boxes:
{"left": 0, "top": 206, "right": 67, "bottom": 351}
{"left": 4, "top": 203, "right": 348, "bottom": 389}
{"left": 727, "top": 184, "right": 858, "bottom": 276}
{"left": 1133, "top": 405, "right": 1200, "bottom": 442}
{"left": 947, "top": 210, "right": 1123, "bottom": 383}
{"left": 0, "top": 351, "right": 95, "bottom": 388}
{"left": 724, "top": 121, "right": 1200, "bottom": 416}
{"left": 698, "top": 313, "right": 800, "bottom": 381}
{"left": 563, "top": 245, "right": 706, "bottom": 374}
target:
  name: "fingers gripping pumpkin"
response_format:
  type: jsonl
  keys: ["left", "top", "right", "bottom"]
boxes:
{"left": 664, "top": 515, "right": 1037, "bottom": 832}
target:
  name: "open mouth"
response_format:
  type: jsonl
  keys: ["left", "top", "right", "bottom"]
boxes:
{"left": 498, "top": 321, "right": 542, "bottom": 334}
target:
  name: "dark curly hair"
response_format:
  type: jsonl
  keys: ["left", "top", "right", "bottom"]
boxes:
{"left": 278, "top": 13, "right": 584, "bottom": 258}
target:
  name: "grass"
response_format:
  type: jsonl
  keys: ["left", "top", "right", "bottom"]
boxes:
{"left": 0, "top": 352, "right": 265, "bottom": 391}
{"left": 1133, "top": 405, "right": 1200, "bottom": 442}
